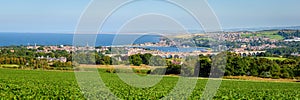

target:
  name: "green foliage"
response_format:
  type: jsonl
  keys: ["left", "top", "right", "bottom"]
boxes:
{"left": 129, "top": 54, "right": 143, "bottom": 66}
{"left": 106, "top": 68, "right": 150, "bottom": 74}
{"left": 149, "top": 55, "right": 166, "bottom": 66}
{"left": 132, "top": 68, "right": 151, "bottom": 74}
{"left": 0, "top": 46, "right": 72, "bottom": 69}
{"left": 193, "top": 37, "right": 212, "bottom": 47}
{"left": 106, "top": 68, "right": 116, "bottom": 73}
{"left": 140, "top": 53, "right": 152, "bottom": 65}
{"left": 52, "top": 61, "right": 72, "bottom": 68}
{"left": 151, "top": 68, "right": 166, "bottom": 75}
{"left": 278, "top": 30, "right": 300, "bottom": 39}
{"left": 165, "top": 61, "right": 181, "bottom": 75}
{"left": 197, "top": 56, "right": 212, "bottom": 77}
{"left": 225, "top": 52, "right": 300, "bottom": 78}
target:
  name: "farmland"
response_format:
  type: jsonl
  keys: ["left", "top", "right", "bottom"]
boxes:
{"left": 0, "top": 68, "right": 300, "bottom": 99}
{"left": 241, "top": 31, "right": 284, "bottom": 40}
{"left": 258, "top": 57, "right": 287, "bottom": 61}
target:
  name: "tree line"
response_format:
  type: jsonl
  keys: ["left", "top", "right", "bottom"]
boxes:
{"left": 2, "top": 46, "right": 300, "bottom": 79}
{"left": 106, "top": 52, "right": 300, "bottom": 79}
{"left": 278, "top": 30, "right": 300, "bottom": 39}
{"left": 0, "top": 47, "right": 73, "bottom": 69}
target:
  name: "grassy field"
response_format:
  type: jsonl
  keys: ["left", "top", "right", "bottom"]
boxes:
{"left": 0, "top": 68, "right": 300, "bottom": 99}
{"left": 0, "top": 64, "right": 20, "bottom": 68}
{"left": 242, "top": 31, "right": 284, "bottom": 40}
{"left": 258, "top": 57, "right": 287, "bottom": 61}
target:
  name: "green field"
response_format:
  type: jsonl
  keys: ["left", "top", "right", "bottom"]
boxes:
{"left": 0, "top": 68, "right": 300, "bottom": 99}
{"left": 258, "top": 57, "right": 287, "bottom": 61}
{"left": 242, "top": 31, "right": 284, "bottom": 40}
{"left": 0, "top": 64, "right": 20, "bottom": 68}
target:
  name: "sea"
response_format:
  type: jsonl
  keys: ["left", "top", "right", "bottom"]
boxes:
{"left": 0, "top": 33, "right": 160, "bottom": 46}
{"left": 0, "top": 33, "right": 206, "bottom": 52}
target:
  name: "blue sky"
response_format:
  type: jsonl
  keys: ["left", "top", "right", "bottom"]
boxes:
{"left": 0, "top": 0, "right": 300, "bottom": 33}
{"left": 209, "top": 0, "right": 300, "bottom": 29}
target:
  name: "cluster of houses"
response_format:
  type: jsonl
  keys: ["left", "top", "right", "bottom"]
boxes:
{"left": 134, "top": 39, "right": 177, "bottom": 47}
{"left": 37, "top": 56, "right": 67, "bottom": 62}
{"left": 127, "top": 48, "right": 214, "bottom": 58}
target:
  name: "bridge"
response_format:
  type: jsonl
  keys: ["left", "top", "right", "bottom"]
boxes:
{"left": 233, "top": 51, "right": 266, "bottom": 56}
{"left": 106, "top": 51, "right": 218, "bottom": 58}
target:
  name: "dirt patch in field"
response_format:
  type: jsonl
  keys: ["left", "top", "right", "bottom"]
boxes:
{"left": 224, "top": 76, "right": 298, "bottom": 82}
{"left": 79, "top": 64, "right": 153, "bottom": 69}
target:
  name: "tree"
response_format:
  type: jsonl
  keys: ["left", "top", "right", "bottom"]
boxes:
{"left": 37, "top": 46, "right": 44, "bottom": 50}
{"left": 270, "top": 63, "right": 281, "bottom": 79}
{"left": 166, "top": 61, "right": 181, "bottom": 75}
{"left": 140, "top": 53, "right": 152, "bottom": 65}
{"left": 74, "top": 52, "right": 87, "bottom": 64}
{"left": 103, "top": 56, "right": 112, "bottom": 65}
{"left": 129, "top": 54, "right": 142, "bottom": 66}
{"left": 87, "top": 52, "right": 96, "bottom": 64}
{"left": 181, "top": 56, "right": 198, "bottom": 76}
{"left": 149, "top": 56, "right": 165, "bottom": 66}
{"left": 197, "top": 57, "right": 211, "bottom": 77}
{"left": 281, "top": 67, "right": 290, "bottom": 78}
{"left": 294, "top": 63, "right": 300, "bottom": 77}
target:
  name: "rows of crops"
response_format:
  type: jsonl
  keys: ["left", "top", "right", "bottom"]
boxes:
{"left": 0, "top": 68, "right": 300, "bottom": 99}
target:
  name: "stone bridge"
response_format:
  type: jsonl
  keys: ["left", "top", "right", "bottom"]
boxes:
{"left": 107, "top": 52, "right": 218, "bottom": 58}
{"left": 233, "top": 51, "right": 266, "bottom": 56}
{"left": 106, "top": 51, "right": 266, "bottom": 58}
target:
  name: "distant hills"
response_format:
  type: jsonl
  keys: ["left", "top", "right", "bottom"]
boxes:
{"left": 222, "top": 26, "right": 300, "bottom": 32}
{"left": 187, "top": 26, "right": 300, "bottom": 33}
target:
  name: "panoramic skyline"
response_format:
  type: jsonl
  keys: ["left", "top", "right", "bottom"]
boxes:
{"left": 0, "top": 0, "right": 300, "bottom": 33}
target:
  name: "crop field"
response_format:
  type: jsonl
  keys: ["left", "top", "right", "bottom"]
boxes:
{"left": 0, "top": 68, "right": 300, "bottom": 99}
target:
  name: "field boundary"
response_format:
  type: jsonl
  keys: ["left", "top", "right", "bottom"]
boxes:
{"left": 224, "top": 76, "right": 299, "bottom": 83}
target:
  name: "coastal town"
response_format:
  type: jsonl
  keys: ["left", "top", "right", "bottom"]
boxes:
{"left": 0, "top": 29, "right": 297, "bottom": 65}
{"left": 2, "top": 30, "right": 298, "bottom": 85}
{"left": 14, "top": 30, "right": 299, "bottom": 63}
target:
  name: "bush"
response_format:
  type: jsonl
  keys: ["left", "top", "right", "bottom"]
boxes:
{"left": 272, "top": 75, "right": 280, "bottom": 79}
{"left": 53, "top": 67, "right": 73, "bottom": 70}
{"left": 281, "top": 73, "right": 290, "bottom": 78}
{"left": 151, "top": 68, "right": 166, "bottom": 75}
{"left": 260, "top": 72, "right": 272, "bottom": 78}
{"left": 166, "top": 64, "right": 181, "bottom": 75}
{"left": 133, "top": 69, "right": 151, "bottom": 74}
{"left": 106, "top": 68, "right": 116, "bottom": 73}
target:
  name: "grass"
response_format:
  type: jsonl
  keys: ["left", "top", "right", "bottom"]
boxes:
{"left": 241, "top": 31, "right": 284, "bottom": 40}
{"left": 0, "top": 68, "right": 300, "bottom": 99}
{"left": 0, "top": 64, "right": 20, "bottom": 68}
{"left": 258, "top": 57, "right": 287, "bottom": 61}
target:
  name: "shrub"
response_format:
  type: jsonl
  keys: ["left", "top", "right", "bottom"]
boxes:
{"left": 106, "top": 68, "right": 116, "bottom": 73}
{"left": 151, "top": 68, "right": 166, "bottom": 75}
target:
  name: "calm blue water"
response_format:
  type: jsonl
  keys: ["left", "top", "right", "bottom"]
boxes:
{"left": 0, "top": 33, "right": 206, "bottom": 52}
{"left": 0, "top": 33, "right": 161, "bottom": 46}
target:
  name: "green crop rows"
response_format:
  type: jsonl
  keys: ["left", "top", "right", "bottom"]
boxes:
{"left": 0, "top": 68, "right": 300, "bottom": 99}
